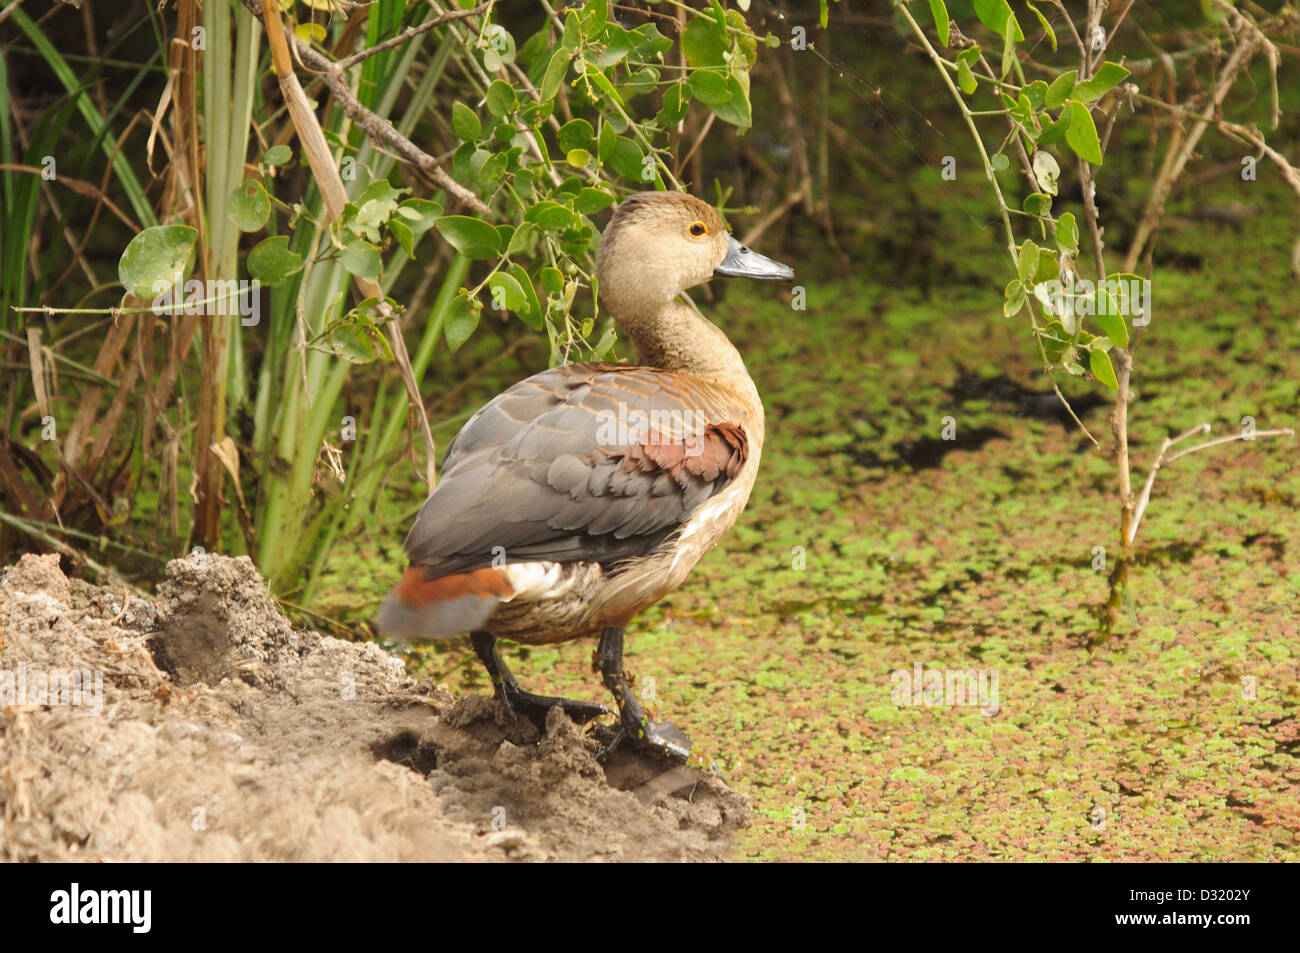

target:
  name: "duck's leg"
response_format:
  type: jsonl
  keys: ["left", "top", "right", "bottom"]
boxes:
{"left": 470, "top": 631, "right": 610, "bottom": 729}
{"left": 593, "top": 625, "right": 693, "bottom": 763}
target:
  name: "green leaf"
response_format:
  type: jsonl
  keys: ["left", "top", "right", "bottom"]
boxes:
{"left": 118, "top": 225, "right": 197, "bottom": 298}
{"left": 655, "top": 83, "right": 691, "bottom": 126}
{"left": 593, "top": 23, "right": 634, "bottom": 68}
{"left": 395, "top": 198, "right": 443, "bottom": 237}
{"left": 957, "top": 57, "right": 977, "bottom": 95}
{"left": 991, "top": 153, "right": 1010, "bottom": 172}
{"left": 1202, "top": 0, "right": 1234, "bottom": 23}
{"left": 312, "top": 306, "right": 394, "bottom": 364}
{"left": 262, "top": 144, "right": 292, "bottom": 166}
{"left": 1022, "top": 80, "right": 1049, "bottom": 111}
{"left": 1023, "top": 193, "right": 1052, "bottom": 218}
{"left": 227, "top": 178, "right": 271, "bottom": 232}
{"left": 597, "top": 121, "right": 617, "bottom": 162}
{"left": 972, "top": 0, "right": 1024, "bottom": 41}
{"left": 1056, "top": 211, "right": 1079, "bottom": 256}
{"left": 1065, "top": 100, "right": 1103, "bottom": 164}
{"left": 691, "top": 71, "right": 752, "bottom": 128}
{"left": 1032, "top": 247, "right": 1060, "bottom": 286}
{"left": 1032, "top": 150, "right": 1060, "bottom": 196}
{"left": 435, "top": 215, "right": 501, "bottom": 259}
{"left": 509, "top": 263, "right": 543, "bottom": 329}
{"left": 558, "top": 118, "right": 595, "bottom": 153}
{"left": 1037, "top": 111, "right": 1071, "bottom": 146}
{"left": 1072, "top": 62, "right": 1130, "bottom": 103}
{"left": 1089, "top": 347, "right": 1118, "bottom": 389}
{"left": 486, "top": 80, "right": 515, "bottom": 117}
{"left": 451, "top": 101, "right": 481, "bottom": 141}
{"left": 608, "top": 136, "right": 647, "bottom": 180}
{"left": 1045, "top": 70, "right": 1076, "bottom": 109}
{"left": 346, "top": 179, "right": 406, "bottom": 242}
{"left": 566, "top": 148, "right": 590, "bottom": 167}
{"left": 246, "top": 236, "right": 303, "bottom": 287}
{"left": 1001, "top": 16, "right": 1017, "bottom": 78}
{"left": 391, "top": 219, "right": 416, "bottom": 259}
{"left": 340, "top": 239, "right": 382, "bottom": 281}
{"left": 1017, "top": 240, "right": 1041, "bottom": 283}
{"left": 927, "top": 0, "right": 950, "bottom": 46}
{"left": 562, "top": 10, "right": 581, "bottom": 50}
{"left": 539, "top": 267, "right": 564, "bottom": 296}
{"left": 581, "top": 0, "right": 608, "bottom": 37}
{"left": 525, "top": 200, "right": 578, "bottom": 233}
{"left": 488, "top": 271, "right": 528, "bottom": 313}
{"left": 539, "top": 47, "right": 572, "bottom": 103}
{"left": 444, "top": 295, "right": 480, "bottom": 353}
{"left": 1024, "top": 1, "right": 1057, "bottom": 52}
{"left": 506, "top": 222, "right": 538, "bottom": 257}
{"left": 1095, "top": 274, "right": 1144, "bottom": 347}
{"left": 574, "top": 187, "right": 616, "bottom": 214}
{"left": 1003, "top": 279, "right": 1026, "bottom": 316}
{"left": 682, "top": 9, "right": 727, "bottom": 66}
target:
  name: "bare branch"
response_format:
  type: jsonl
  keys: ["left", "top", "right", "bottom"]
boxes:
{"left": 1128, "top": 423, "right": 1296, "bottom": 545}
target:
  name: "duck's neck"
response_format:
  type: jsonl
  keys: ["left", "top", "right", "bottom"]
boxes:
{"left": 614, "top": 299, "right": 758, "bottom": 399}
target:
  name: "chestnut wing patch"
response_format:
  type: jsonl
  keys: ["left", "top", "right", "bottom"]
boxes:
{"left": 620, "top": 422, "right": 748, "bottom": 483}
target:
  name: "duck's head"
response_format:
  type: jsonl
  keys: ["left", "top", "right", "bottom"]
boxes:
{"left": 596, "top": 192, "right": 793, "bottom": 318}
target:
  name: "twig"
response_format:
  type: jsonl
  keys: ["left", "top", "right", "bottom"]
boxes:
{"left": 336, "top": 2, "right": 492, "bottom": 71}
{"left": 1128, "top": 423, "right": 1295, "bottom": 545}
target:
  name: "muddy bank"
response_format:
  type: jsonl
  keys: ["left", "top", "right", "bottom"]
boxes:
{"left": 0, "top": 553, "right": 746, "bottom": 861}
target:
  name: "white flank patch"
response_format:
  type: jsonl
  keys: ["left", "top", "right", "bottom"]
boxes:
{"left": 502, "top": 562, "right": 563, "bottom": 599}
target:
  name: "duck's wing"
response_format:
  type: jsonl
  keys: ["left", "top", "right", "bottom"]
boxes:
{"left": 403, "top": 361, "right": 751, "bottom": 578}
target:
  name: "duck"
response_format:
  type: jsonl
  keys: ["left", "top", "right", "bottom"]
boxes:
{"left": 377, "top": 191, "right": 793, "bottom": 762}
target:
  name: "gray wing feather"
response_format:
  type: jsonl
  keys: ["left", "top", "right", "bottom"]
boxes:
{"left": 404, "top": 362, "right": 748, "bottom": 576}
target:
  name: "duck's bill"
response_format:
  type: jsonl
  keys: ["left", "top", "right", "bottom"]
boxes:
{"left": 714, "top": 234, "right": 795, "bottom": 281}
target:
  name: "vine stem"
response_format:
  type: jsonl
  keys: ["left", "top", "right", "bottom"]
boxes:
{"left": 896, "top": 2, "right": 1098, "bottom": 448}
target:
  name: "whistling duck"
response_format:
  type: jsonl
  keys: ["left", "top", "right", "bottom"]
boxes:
{"left": 378, "top": 191, "right": 793, "bottom": 762}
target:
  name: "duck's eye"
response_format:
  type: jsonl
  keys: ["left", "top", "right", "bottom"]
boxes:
{"left": 688, "top": 221, "right": 708, "bottom": 238}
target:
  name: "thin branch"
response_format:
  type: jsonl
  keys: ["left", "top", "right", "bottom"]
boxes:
{"left": 336, "top": 2, "right": 493, "bottom": 72}
{"left": 1128, "top": 423, "right": 1295, "bottom": 545}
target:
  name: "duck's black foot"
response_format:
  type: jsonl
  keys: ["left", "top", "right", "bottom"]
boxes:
{"left": 471, "top": 631, "right": 609, "bottom": 730}
{"left": 497, "top": 682, "right": 611, "bottom": 730}
{"left": 593, "top": 625, "right": 712, "bottom": 766}
{"left": 594, "top": 717, "right": 694, "bottom": 764}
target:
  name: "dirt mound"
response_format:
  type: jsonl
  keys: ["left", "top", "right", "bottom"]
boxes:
{"left": 0, "top": 553, "right": 747, "bottom": 861}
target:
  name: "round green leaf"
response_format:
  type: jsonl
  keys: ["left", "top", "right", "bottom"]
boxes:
{"left": 118, "top": 224, "right": 197, "bottom": 298}
{"left": 228, "top": 180, "right": 271, "bottom": 235}
{"left": 574, "top": 187, "right": 615, "bottom": 215}
{"left": 340, "top": 239, "right": 382, "bottom": 281}
{"left": 247, "top": 235, "right": 304, "bottom": 287}
{"left": 558, "top": 118, "right": 595, "bottom": 153}
{"left": 451, "top": 101, "right": 482, "bottom": 142}
{"left": 488, "top": 271, "right": 528, "bottom": 313}
{"left": 1056, "top": 211, "right": 1079, "bottom": 256}
{"left": 263, "top": 144, "right": 292, "bottom": 167}
{"left": 486, "top": 80, "right": 515, "bottom": 117}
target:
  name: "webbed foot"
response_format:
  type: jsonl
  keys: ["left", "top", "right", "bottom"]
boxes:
{"left": 497, "top": 682, "right": 610, "bottom": 729}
